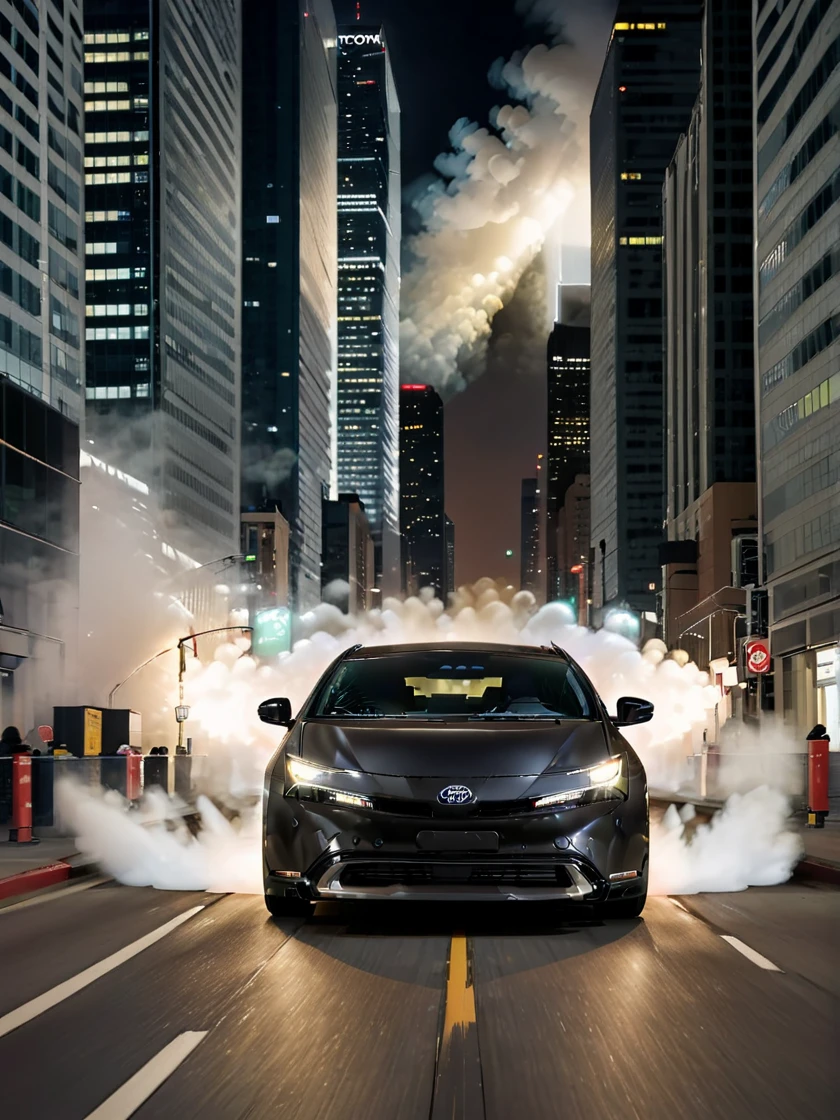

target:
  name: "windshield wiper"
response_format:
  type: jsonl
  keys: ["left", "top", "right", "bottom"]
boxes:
{"left": 320, "top": 712, "right": 386, "bottom": 719}
{"left": 467, "top": 713, "right": 563, "bottom": 720}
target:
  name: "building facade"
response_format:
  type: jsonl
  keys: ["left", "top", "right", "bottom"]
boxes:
{"left": 336, "top": 23, "right": 400, "bottom": 594}
{"left": 1, "top": 377, "right": 79, "bottom": 732}
{"left": 321, "top": 493, "right": 374, "bottom": 614}
{"left": 399, "top": 382, "right": 447, "bottom": 600}
{"left": 661, "top": 0, "right": 757, "bottom": 671}
{"left": 520, "top": 477, "right": 541, "bottom": 597}
{"left": 240, "top": 0, "right": 337, "bottom": 610}
{"left": 83, "top": 0, "right": 242, "bottom": 562}
{"left": 754, "top": 0, "right": 840, "bottom": 742}
{"left": 444, "top": 514, "right": 455, "bottom": 596}
{"left": 1, "top": 0, "right": 85, "bottom": 730}
{"left": 546, "top": 313, "right": 590, "bottom": 602}
{"left": 556, "top": 474, "right": 591, "bottom": 624}
{"left": 589, "top": 4, "right": 702, "bottom": 619}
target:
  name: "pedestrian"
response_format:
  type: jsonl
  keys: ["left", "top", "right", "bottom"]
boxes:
{"left": 0, "top": 726, "right": 29, "bottom": 756}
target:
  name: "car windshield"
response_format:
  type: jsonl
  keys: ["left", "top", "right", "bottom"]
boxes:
{"left": 311, "top": 650, "right": 595, "bottom": 720}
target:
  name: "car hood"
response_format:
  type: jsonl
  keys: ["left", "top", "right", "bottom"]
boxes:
{"left": 298, "top": 718, "right": 610, "bottom": 778}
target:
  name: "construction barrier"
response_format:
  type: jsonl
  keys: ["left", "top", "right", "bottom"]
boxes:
{"left": 0, "top": 754, "right": 203, "bottom": 834}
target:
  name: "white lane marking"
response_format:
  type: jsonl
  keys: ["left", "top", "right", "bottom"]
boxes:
{"left": 0, "top": 875, "right": 109, "bottom": 915}
{"left": 721, "top": 934, "right": 782, "bottom": 972}
{"left": 0, "top": 905, "right": 205, "bottom": 1038}
{"left": 84, "top": 1031, "right": 208, "bottom": 1120}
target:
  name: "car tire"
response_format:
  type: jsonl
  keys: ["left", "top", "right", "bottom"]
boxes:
{"left": 265, "top": 893, "right": 314, "bottom": 919}
{"left": 600, "top": 891, "right": 647, "bottom": 920}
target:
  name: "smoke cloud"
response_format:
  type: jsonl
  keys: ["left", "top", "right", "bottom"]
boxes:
{"left": 399, "top": 1, "right": 613, "bottom": 394}
{"left": 60, "top": 580, "right": 803, "bottom": 897}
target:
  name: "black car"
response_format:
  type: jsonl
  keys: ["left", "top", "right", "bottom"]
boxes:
{"left": 260, "top": 642, "right": 652, "bottom": 918}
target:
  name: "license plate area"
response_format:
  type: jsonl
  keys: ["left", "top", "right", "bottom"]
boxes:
{"left": 415, "top": 830, "right": 500, "bottom": 852}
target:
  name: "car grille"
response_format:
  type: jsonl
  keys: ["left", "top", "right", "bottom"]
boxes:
{"left": 371, "top": 796, "right": 526, "bottom": 819}
{"left": 338, "top": 861, "right": 575, "bottom": 889}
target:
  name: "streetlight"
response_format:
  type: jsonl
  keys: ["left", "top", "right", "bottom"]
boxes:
{"left": 175, "top": 625, "right": 253, "bottom": 750}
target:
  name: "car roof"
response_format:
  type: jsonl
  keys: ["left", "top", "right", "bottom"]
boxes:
{"left": 344, "top": 641, "right": 568, "bottom": 660}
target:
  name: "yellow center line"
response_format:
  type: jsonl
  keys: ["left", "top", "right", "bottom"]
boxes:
{"left": 441, "top": 933, "right": 476, "bottom": 1045}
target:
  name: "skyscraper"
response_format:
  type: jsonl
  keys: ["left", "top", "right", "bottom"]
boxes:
{"left": 520, "top": 477, "right": 541, "bottom": 597}
{"left": 754, "top": 0, "right": 840, "bottom": 738}
{"left": 589, "top": 5, "right": 701, "bottom": 619}
{"left": 444, "top": 514, "right": 455, "bottom": 596}
{"left": 1, "top": 0, "right": 84, "bottom": 729}
{"left": 336, "top": 23, "right": 400, "bottom": 594}
{"left": 546, "top": 284, "right": 590, "bottom": 602}
{"left": 321, "top": 492, "right": 374, "bottom": 613}
{"left": 400, "top": 382, "right": 447, "bottom": 600}
{"left": 661, "top": 0, "right": 757, "bottom": 669}
{"left": 241, "top": 0, "right": 337, "bottom": 610}
{"left": 83, "top": 0, "right": 243, "bottom": 561}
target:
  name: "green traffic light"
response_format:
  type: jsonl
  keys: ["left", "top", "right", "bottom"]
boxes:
{"left": 505, "top": 549, "right": 514, "bottom": 557}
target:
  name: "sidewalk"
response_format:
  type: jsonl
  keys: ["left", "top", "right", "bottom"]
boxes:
{"left": 799, "top": 819, "right": 840, "bottom": 878}
{"left": 0, "top": 837, "right": 82, "bottom": 903}
{"left": 0, "top": 837, "right": 78, "bottom": 879}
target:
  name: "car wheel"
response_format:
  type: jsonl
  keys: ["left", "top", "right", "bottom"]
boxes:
{"left": 265, "top": 893, "right": 314, "bottom": 919}
{"left": 600, "top": 891, "right": 647, "bottom": 920}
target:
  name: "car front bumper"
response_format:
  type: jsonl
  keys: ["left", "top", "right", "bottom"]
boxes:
{"left": 264, "top": 782, "right": 648, "bottom": 903}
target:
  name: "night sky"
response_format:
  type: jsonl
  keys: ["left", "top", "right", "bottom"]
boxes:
{"left": 334, "top": 0, "right": 561, "bottom": 587}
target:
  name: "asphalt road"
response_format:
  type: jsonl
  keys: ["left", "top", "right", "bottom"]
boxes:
{"left": 0, "top": 881, "right": 837, "bottom": 1120}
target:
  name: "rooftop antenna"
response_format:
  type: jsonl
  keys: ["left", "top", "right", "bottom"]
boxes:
{"left": 356, "top": 1, "right": 361, "bottom": 19}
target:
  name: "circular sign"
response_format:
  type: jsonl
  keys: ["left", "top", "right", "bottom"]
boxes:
{"left": 745, "top": 639, "right": 771, "bottom": 674}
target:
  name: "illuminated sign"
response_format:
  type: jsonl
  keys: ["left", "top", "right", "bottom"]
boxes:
{"left": 253, "top": 608, "right": 291, "bottom": 658}
{"left": 339, "top": 32, "right": 382, "bottom": 46}
{"left": 401, "top": 384, "right": 428, "bottom": 391}
{"left": 745, "top": 639, "right": 771, "bottom": 675}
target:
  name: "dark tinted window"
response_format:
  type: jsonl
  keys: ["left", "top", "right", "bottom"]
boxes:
{"left": 312, "top": 651, "right": 595, "bottom": 720}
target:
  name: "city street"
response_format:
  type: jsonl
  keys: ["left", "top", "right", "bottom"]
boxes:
{"left": 0, "top": 880, "right": 837, "bottom": 1119}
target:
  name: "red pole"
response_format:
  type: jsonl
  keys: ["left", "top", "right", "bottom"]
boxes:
{"left": 9, "top": 754, "right": 35, "bottom": 843}
{"left": 807, "top": 737, "right": 830, "bottom": 828}
{"left": 126, "top": 754, "right": 142, "bottom": 801}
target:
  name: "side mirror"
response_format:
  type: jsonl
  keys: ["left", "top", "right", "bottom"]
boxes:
{"left": 613, "top": 696, "right": 654, "bottom": 727}
{"left": 258, "top": 697, "right": 294, "bottom": 727}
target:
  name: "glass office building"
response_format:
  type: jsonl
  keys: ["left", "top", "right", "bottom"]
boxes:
{"left": 520, "top": 477, "right": 541, "bottom": 597}
{"left": 589, "top": 4, "right": 702, "bottom": 617}
{"left": 241, "top": 0, "right": 337, "bottom": 611}
{"left": 336, "top": 24, "right": 400, "bottom": 594}
{"left": 659, "top": 0, "right": 758, "bottom": 670}
{"left": 754, "top": 0, "right": 840, "bottom": 740}
{"left": 400, "top": 383, "right": 448, "bottom": 600}
{"left": 546, "top": 312, "right": 590, "bottom": 602}
{"left": 1, "top": 0, "right": 84, "bottom": 730}
{"left": 83, "top": 0, "right": 242, "bottom": 561}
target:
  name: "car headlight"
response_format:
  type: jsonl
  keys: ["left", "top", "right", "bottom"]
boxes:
{"left": 288, "top": 757, "right": 325, "bottom": 784}
{"left": 533, "top": 788, "right": 588, "bottom": 810}
{"left": 533, "top": 757, "right": 625, "bottom": 810}
{"left": 285, "top": 757, "right": 372, "bottom": 810}
{"left": 588, "top": 757, "right": 622, "bottom": 786}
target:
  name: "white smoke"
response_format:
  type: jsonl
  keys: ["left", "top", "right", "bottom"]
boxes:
{"left": 400, "top": 1, "right": 613, "bottom": 394}
{"left": 650, "top": 789, "right": 802, "bottom": 895}
{"left": 60, "top": 581, "right": 802, "bottom": 897}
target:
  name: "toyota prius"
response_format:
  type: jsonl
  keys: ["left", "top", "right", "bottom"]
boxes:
{"left": 260, "top": 642, "right": 651, "bottom": 918}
